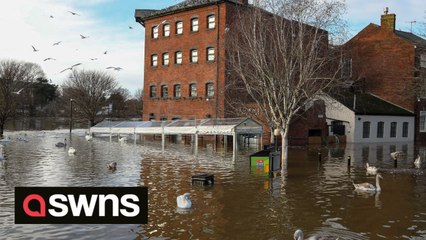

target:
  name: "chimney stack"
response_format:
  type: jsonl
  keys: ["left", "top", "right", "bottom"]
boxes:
{"left": 381, "top": 7, "right": 396, "bottom": 32}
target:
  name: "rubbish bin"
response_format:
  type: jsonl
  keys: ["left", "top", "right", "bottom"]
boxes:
{"left": 250, "top": 150, "right": 281, "bottom": 175}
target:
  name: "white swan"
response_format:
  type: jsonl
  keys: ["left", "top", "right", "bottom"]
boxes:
{"left": 85, "top": 133, "right": 93, "bottom": 141}
{"left": 176, "top": 193, "right": 192, "bottom": 209}
{"left": 294, "top": 229, "right": 339, "bottom": 240}
{"left": 366, "top": 163, "right": 378, "bottom": 175}
{"left": 353, "top": 173, "right": 383, "bottom": 192}
{"left": 107, "top": 162, "right": 117, "bottom": 170}
{"left": 390, "top": 151, "right": 403, "bottom": 160}
{"left": 55, "top": 139, "right": 67, "bottom": 147}
{"left": 68, "top": 147, "right": 76, "bottom": 155}
{"left": 414, "top": 154, "right": 421, "bottom": 168}
{"left": 119, "top": 136, "right": 127, "bottom": 142}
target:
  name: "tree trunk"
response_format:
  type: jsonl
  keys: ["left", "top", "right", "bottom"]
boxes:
{"left": 90, "top": 119, "right": 95, "bottom": 127}
{"left": 280, "top": 126, "right": 289, "bottom": 170}
{"left": 0, "top": 121, "right": 4, "bottom": 138}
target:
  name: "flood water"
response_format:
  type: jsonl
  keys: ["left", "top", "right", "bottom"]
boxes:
{"left": 0, "top": 129, "right": 425, "bottom": 239}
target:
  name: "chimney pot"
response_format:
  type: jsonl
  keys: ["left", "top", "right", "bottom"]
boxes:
{"left": 381, "top": 7, "right": 395, "bottom": 32}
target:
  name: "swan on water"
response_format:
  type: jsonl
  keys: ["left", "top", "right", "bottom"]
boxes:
{"left": 353, "top": 173, "right": 383, "bottom": 192}
{"left": 107, "top": 162, "right": 117, "bottom": 170}
{"left": 85, "top": 133, "right": 93, "bottom": 141}
{"left": 414, "top": 154, "right": 421, "bottom": 168}
{"left": 68, "top": 147, "right": 76, "bottom": 155}
{"left": 119, "top": 137, "right": 127, "bottom": 142}
{"left": 366, "top": 163, "right": 378, "bottom": 175}
{"left": 390, "top": 151, "right": 403, "bottom": 160}
{"left": 176, "top": 193, "right": 192, "bottom": 209}
{"left": 55, "top": 139, "right": 67, "bottom": 147}
{"left": 294, "top": 229, "right": 339, "bottom": 240}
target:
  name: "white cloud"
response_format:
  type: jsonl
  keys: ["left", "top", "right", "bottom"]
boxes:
{"left": 0, "top": 0, "right": 144, "bottom": 94}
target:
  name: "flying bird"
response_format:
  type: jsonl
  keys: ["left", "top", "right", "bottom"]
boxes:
{"left": 50, "top": 15, "right": 54, "bottom": 18}
{"left": 52, "top": 41, "right": 62, "bottom": 46}
{"left": 12, "top": 88, "right": 24, "bottom": 95}
{"left": 106, "top": 67, "right": 123, "bottom": 71}
{"left": 128, "top": 26, "right": 133, "bottom": 29}
{"left": 43, "top": 58, "right": 56, "bottom": 61}
{"left": 60, "top": 63, "right": 82, "bottom": 73}
{"left": 103, "top": 51, "right": 108, "bottom": 54}
{"left": 80, "top": 34, "right": 89, "bottom": 39}
{"left": 68, "top": 11, "right": 80, "bottom": 16}
{"left": 31, "top": 45, "right": 39, "bottom": 52}
{"left": 90, "top": 58, "right": 98, "bottom": 61}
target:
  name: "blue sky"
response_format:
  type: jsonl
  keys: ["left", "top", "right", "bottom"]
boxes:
{"left": 0, "top": 0, "right": 424, "bottom": 95}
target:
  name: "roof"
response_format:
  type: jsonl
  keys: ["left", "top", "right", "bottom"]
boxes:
{"left": 135, "top": 0, "right": 244, "bottom": 24}
{"left": 332, "top": 92, "right": 413, "bottom": 116}
{"left": 90, "top": 118, "right": 263, "bottom": 136}
{"left": 395, "top": 30, "right": 426, "bottom": 46}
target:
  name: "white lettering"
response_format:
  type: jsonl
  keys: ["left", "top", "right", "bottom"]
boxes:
{"left": 67, "top": 194, "right": 98, "bottom": 217}
{"left": 120, "top": 194, "right": 140, "bottom": 217}
{"left": 48, "top": 194, "right": 68, "bottom": 217}
{"left": 99, "top": 194, "right": 119, "bottom": 217}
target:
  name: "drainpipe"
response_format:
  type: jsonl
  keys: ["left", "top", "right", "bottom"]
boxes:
{"left": 216, "top": 1, "right": 221, "bottom": 118}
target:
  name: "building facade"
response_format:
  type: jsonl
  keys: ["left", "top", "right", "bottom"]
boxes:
{"left": 344, "top": 8, "right": 426, "bottom": 142}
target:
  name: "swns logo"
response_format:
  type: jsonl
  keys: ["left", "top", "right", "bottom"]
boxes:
{"left": 15, "top": 187, "right": 148, "bottom": 224}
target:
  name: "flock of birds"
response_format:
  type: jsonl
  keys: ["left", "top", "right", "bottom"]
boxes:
{"left": 32, "top": 10, "right": 130, "bottom": 74}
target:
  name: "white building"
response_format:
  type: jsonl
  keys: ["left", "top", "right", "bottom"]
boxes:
{"left": 323, "top": 93, "right": 415, "bottom": 143}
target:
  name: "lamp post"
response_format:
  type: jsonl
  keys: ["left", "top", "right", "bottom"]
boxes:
{"left": 274, "top": 128, "right": 280, "bottom": 152}
{"left": 69, "top": 98, "right": 74, "bottom": 134}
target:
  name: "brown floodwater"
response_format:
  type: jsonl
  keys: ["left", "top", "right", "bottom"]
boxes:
{"left": 0, "top": 129, "right": 425, "bottom": 239}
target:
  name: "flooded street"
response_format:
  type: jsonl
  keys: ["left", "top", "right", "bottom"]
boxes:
{"left": 0, "top": 130, "right": 425, "bottom": 239}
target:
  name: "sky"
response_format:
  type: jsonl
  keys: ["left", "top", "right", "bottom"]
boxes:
{"left": 0, "top": 0, "right": 425, "bottom": 95}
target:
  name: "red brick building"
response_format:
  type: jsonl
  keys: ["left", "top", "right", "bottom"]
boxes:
{"left": 344, "top": 8, "right": 426, "bottom": 142}
{"left": 135, "top": 0, "right": 329, "bottom": 145}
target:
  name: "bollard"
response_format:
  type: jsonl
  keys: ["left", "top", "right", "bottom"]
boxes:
{"left": 394, "top": 157, "right": 397, "bottom": 168}
{"left": 318, "top": 152, "right": 322, "bottom": 162}
{"left": 347, "top": 156, "right": 351, "bottom": 167}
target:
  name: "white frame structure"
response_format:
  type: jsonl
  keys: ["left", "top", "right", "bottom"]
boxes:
{"left": 90, "top": 118, "right": 263, "bottom": 161}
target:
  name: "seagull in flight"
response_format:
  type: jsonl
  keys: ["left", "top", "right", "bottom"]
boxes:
{"left": 103, "top": 51, "right": 108, "bottom": 54}
{"left": 60, "top": 63, "right": 82, "bottom": 73}
{"left": 80, "top": 34, "right": 89, "bottom": 39}
{"left": 12, "top": 88, "right": 24, "bottom": 95}
{"left": 106, "top": 67, "right": 123, "bottom": 71}
{"left": 68, "top": 11, "right": 80, "bottom": 16}
{"left": 43, "top": 58, "right": 56, "bottom": 61}
{"left": 52, "top": 41, "right": 62, "bottom": 46}
{"left": 31, "top": 45, "right": 39, "bottom": 52}
{"left": 50, "top": 15, "right": 54, "bottom": 18}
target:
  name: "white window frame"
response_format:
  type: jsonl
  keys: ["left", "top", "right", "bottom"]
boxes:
{"left": 151, "top": 54, "right": 158, "bottom": 67}
{"left": 206, "top": 83, "right": 214, "bottom": 97}
{"left": 162, "top": 52, "right": 169, "bottom": 66}
{"left": 207, "top": 47, "right": 215, "bottom": 61}
{"left": 190, "top": 49, "right": 198, "bottom": 63}
{"left": 190, "top": 83, "right": 197, "bottom": 97}
{"left": 152, "top": 26, "right": 158, "bottom": 39}
{"left": 175, "top": 51, "right": 182, "bottom": 64}
{"left": 174, "top": 84, "right": 181, "bottom": 98}
{"left": 176, "top": 21, "right": 183, "bottom": 35}
{"left": 163, "top": 24, "right": 170, "bottom": 37}
{"left": 207, "top": 15, "right": 215, "bottom": 29}
{"left": 191, "top": 18, "right": 199, "bottom": 32}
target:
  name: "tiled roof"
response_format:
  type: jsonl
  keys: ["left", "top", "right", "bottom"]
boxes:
{"left": 135, "top": 0, "right": 242, "bottom": 22}
{"left": 395, "top": 30, "right": 426, "bottom": 45}
{"left": 333, "top": 92, "right": 413, "bottom": 116}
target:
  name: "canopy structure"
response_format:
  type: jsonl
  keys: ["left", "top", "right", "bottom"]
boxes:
{"left": 90, "top": 118, "right": 263, "bottom": 160}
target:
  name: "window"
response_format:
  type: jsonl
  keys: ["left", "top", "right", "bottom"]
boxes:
{"left": 190, "top": 49, "right": 198, "bottom": 63}
{"left": 191, "top": 18, "right": 199, "bottom": 32}
{"left": 151, "top": 54, "right": 158, "bottom": 67}
{"left": 161, "top": 85, "right": 168, "bottom": 98}
{"left": 377, "top": 121, "right": 384, "bottom": 138}
{"left": 160, "top": 116, "right": 167, "bottom": 121}
{"left": 149, "top": 113, "right": 155, "bottom": 121}
{"left": 176, "top": 21, "right": 183, "bottom": 35}
{"left": 190, "top": 83, "right": 197, "bottom": 97}
{"left": 162, "top": 52, "right": 169, "bottom": 66}
{"left": 207, "top": 47, "right": 215, "bottom": 62}
{"left": 342, "top": 58, "right": 352, "bottom": 79}
{"left": 149, "top": 85, "right": 157, "bottom": 98}
{"left": 175, "top": 51, "right": 182, "bottom": 64}
{"left": 174, "top": 84, "right": 181, "bottom": 98}
{"left": 152, "top": 26, "right": 158, "bottom": 39}
{"left": 163, "top": 24, "right": 170, "bottom": 37}
{"left": 420, "top": 111, "right": 426, "bottom": 132}
{"left": 402, "top": 122, "right": 409, "bottom": 138}
{"left": 206, "top": 83, "right": 214, "bottom": 97}
{"left": 421, "top": 54, "right": 426, "bottom": 68}
{"left": 390, "top": 122, "right": 397, "bottom": 138}
{"left": 362, "top": 121, "right": 370, "bottom": 138}
{"left": 207, "top": 15, "right": 215, "bottom": 29}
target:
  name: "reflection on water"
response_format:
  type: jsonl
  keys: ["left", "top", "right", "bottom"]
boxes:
{"left": 0, "top": 130, "right": 425, "bottom": 239}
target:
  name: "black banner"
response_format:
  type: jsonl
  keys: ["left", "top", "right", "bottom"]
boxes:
{"left": 15, "top": 187, "right": 148, "bottom": 224}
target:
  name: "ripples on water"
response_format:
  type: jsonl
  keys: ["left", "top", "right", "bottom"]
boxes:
{"left": 0, "top": 131, "right": 425, "bottom": 239}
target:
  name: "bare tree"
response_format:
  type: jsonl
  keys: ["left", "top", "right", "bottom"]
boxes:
{"left": 226, "top": 0, "right": 346, "bottom": 166}
{"left": 62, "top": 69, "right": 118, "bottom": 126}
{"left": 0, "top": 59, "right": 45, "bottom": 136}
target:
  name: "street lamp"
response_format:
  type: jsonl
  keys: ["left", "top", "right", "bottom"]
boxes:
{"left": 69, "top": 99, "right": 74, "bottom": 133}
